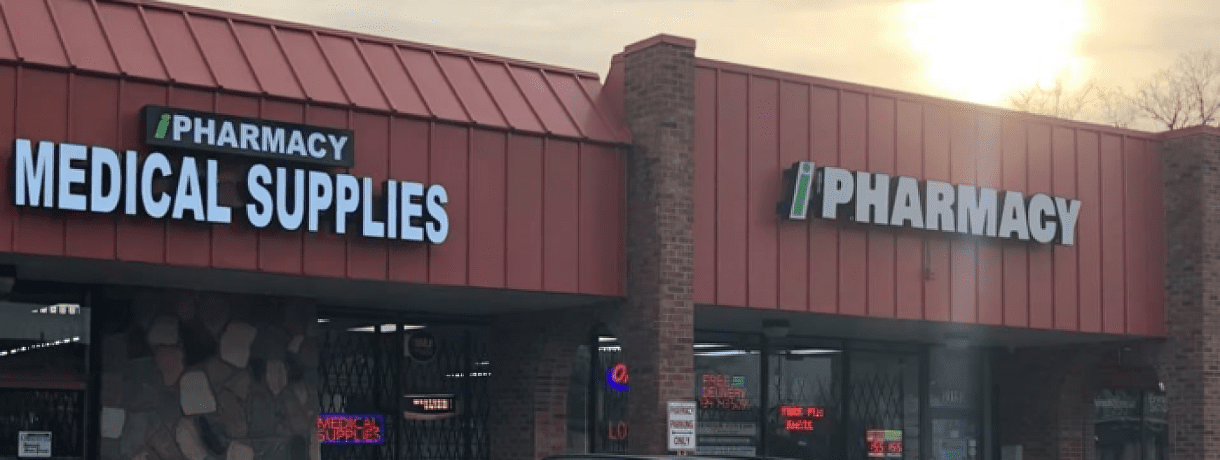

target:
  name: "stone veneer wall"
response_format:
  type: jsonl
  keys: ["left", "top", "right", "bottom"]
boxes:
{"left": 95, "top": 287, "right": 319, "bottom": 460}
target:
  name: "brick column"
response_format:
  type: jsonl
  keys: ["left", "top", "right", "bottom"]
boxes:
{"left": 1158, "top": 127, "right": 1220, "bottom": 460}
{"left": 618, "top": 34, "right": 697, "bottom": 455}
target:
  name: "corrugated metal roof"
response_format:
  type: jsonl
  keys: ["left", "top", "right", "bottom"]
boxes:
{"left": 1, "top": 0, "right": 629, "bottom": 144}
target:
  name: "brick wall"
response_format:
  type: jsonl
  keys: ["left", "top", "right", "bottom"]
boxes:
{"left": 95, "top": 287, "right": 319, "bottom": 460}
{"left": 618, "top": 34, "right": 698, "bottom": 455}
{"left": 1158, "top": 129, "right": 1220, "bottom": 460}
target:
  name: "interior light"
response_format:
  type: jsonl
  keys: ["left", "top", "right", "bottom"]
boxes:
{"left": 695, "top": 350, "right": 751, "bottom": 357}
{"left": 598, "top": 346, "right": 622, "bottom": 352}
{"left": 788, "top": 349, "right": 841, "bottom": 355}
{"left": 402, "top": 325, "right": 426, "bottom": 330}
{"left": 379, "top": 324, "right": 396, "bottom": 333}
{"left": 317, "top": 319, "right": 330, "bottom": 323}
{"left": 598, "top": 336, "right": 617, "bottom": 343}
{"left": 694, "top": 343, "right": 728, "bottom": 349}
{"left": 347, "top": 326, "right": 376, "bottom": 333}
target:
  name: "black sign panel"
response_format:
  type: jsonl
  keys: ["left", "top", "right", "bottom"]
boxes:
{"left": 143, "top": 105, "right": 355, "bottom": 167}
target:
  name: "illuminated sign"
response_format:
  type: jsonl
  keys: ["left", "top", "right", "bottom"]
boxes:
{"left": 317, "top": 414, "right": 384, "bottom": 444}
{"left": 606, "top": 363, "right": 630, "bottom": 392}
{"left": 866, "top": 429, "right": 903, "bottom": 458}
{"left": 779, "top": 405, "right": 824, "bottom": 432}
{"left": 778, "top": 161, "right": 1081, "bottom": 246}
{"left": 407, "top": 395, "right": 454, "bottom": 414}
{"left": 700, "top": 374, "right": 750, "bottom": 410}
{"left": 14, "top": 105, "right": 452, "bottom": 244}
{"left": 144, "top": 105, "right": 354, "bottom": 168}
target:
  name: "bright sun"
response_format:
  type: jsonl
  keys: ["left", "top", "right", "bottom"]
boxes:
{"left": 900, "top": 0, "right": 1090, "bottom": 106}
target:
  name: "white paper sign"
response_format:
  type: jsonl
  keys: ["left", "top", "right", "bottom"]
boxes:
{"left": 18, "top": 431, "right": 51, "bottom": 458}
{"left": 667, "top": 401, "right": 697, "bottom": 452}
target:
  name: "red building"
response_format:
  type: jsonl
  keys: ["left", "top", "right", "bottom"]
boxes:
{"left": 0, "top": 1, "right": 1206, "bottom": 460}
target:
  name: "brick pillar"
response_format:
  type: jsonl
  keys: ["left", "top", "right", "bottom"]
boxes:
{"left": 488, "top": 307, "right": 610, "bottom": 460}
{"left": 1158, "top": 128, "right": 1220, "bottom": 460}
{"left": 618, "top": 34, "right": 697, "bottom": 455}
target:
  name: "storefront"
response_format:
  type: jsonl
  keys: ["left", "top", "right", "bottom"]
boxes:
{"left": 0, "top": 2, "right": 1199, "bottom": 460}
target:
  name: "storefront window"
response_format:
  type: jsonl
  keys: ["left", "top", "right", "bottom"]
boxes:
{"left": 1094, "top": 388, "right": 1166, "bottom": 460}
{"left": 694, "top": 337, "right": 763, "bottom": 457}
{"left": 847, "top": 349, "right": 921, "bottom": 460}
{"left": 0, "top": 291, "right": 91, "bottom": 460}
{"left": 590, "top": 335, "right": 628, "bottom": 453}
{"left": 316, "top": 315, "right": 489, "bottom": 460}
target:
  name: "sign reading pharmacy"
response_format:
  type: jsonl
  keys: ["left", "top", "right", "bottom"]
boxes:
{"left": 778, "top": 161, "right": 1081, "bottom": 246}
{"left": 12, "top": 106, "right": 448, "bottom": 244}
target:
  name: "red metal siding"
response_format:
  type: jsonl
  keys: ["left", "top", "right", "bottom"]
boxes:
{"left": 693, "top": 59, "right": 1166, "bottom": 336}
{"left": 747, "top": 76, "right": 779, "bottom": 310}
{"left": 0, "top": 77, "right": 624, "bottom": 295}
{"left": 777, "top": 81, "right": 810, "bottom": 312}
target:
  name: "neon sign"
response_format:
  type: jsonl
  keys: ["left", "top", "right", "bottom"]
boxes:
{"left": 700, "top": 374, "right": 750, "bottom": 410}
{"left": 317, "top": 414, "right": 384, "bottom": 444}
{"left": 779, "top": 405, "right": 825, "bottom": 432}
{"left": 866, "top": 429, "right": 903, "bottom": 458}
{"left": 606, "top": 363, "right": 630, "bottom": 392}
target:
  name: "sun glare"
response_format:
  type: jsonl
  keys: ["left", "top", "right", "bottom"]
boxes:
{"left": 900, "top": 0, "right": 1090, "bottom": 106}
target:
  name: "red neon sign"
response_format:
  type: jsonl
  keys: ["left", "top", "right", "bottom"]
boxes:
{"left": 779, "top": 405, "right": 825, "bottom": 432}
{"left": 700, "top": 374, "right": 750, "bottom": 410}
{"left": 317, "top": 414, "right": 384, "bottom": 444}
{"left": 784, "top": 419, "right": 814, "bottom": 431}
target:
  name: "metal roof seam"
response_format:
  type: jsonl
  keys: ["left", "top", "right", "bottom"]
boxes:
{"left": 134, "top": 4, "right": 173, "bottom": 81}
{"left": 267, "top": 24, "right": 310, "bottom": 102}
{"left": 40, "top": 0, "right": 74, "bottom": 68}
{"left": 467, "top": 55, "right": 513, "bottom": 131}
{"left": 502, "top": 62, "right": 550, "bottom": 136}
{"left": 223, "top": 17, "right": 266, "bottom": 95}
{"left": 180, "top": 11, "right": 221, "bottom": 89}
{"left": 391, "top": 44, "right": 435, "bottom": 118}
{"left": 310, "top": 30, "right": 353, "bottom": 106}
{"left": 574, "top": 74, "right": 628, "bottom": 143}
{"left": 430, "top": 49, "right": 475, "bottom": 124}
{"left": 538, "top": 68, "right": 587, "bottom": 139}
{"left": 0, "top": 1, "right": 21, "bottom": 62}
{"left": 350, "top": 36, "right": 396, "bottom": 113}
{"left": 87, "top": 1, "right": 126, "bottom": 75}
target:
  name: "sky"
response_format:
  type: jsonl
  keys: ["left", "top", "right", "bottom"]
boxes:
{"left": 172, "top": 0, "right": 1219, "bottom": 115}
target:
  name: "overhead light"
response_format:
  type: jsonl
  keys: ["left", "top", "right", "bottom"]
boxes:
{"left": 402, "top": 325, "right": 426, "bottom": 330}
{"left": 347, "top": 326, "right": 375, "bottom": 332}
{"left": 788, "top": 349, "right": 840, "bottom": 355}
{"left": 598, "top": 336, "right": 617, "bottom": 343}
{"left": 762, "top": 319, "right": 790, "bottom": 339}
{"left": 694, "top": 343, "right": 728, "bottom": 349}
{"left": 599, "top": 346, "right": 622, "bottom": 352}
{"left": 317, "top": 319, "right": 330, "bottom": 323}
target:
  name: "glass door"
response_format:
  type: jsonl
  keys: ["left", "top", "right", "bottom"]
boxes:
{"left": 766, "top": 345, "right": 841, "bottom": 460}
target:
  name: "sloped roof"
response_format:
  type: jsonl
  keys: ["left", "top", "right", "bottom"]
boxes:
{"left": 0, "top": 0, "right": 629, "bottom": 144}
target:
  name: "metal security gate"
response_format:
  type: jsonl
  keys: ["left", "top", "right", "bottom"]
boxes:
{"left": 0, "top": 389, "right": 85, "bottom": 458}
{"left": 318, "top": 317, "right": 489, "bottom": 460}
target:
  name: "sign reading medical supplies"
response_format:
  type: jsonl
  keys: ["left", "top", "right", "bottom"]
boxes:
{"left": 13, "top": 106, "right": 449, "bottom": 244}
{"left": 144, "top": 105, "right": 355, "bottom": 167}
{"left": 668, "top": 400, "right": 697, "bottom": 452}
